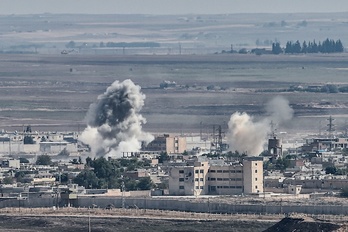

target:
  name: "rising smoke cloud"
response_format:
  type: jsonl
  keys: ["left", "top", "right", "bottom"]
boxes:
{"left": 227, "top": 96, "right": 294, "bottom": 156}
{"left": 80, "top": 79, "right": 153, "bottom": 158}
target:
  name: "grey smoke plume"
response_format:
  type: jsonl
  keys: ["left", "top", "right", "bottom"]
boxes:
{"left": 227, "top": 96, "right": 293, "bottom": 156}
{"left": 80, "top": 79, "right": 153, "bottom": 158}
{"left": 265, "top": 96, "right": 294, "bottom": 124}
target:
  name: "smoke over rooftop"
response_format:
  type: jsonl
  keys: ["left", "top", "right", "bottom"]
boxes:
{"left": 80, "top": 79, "right": 153, "bottom": 158}
{"left": 227, "top": 96, "right": 293, "bottom": 156}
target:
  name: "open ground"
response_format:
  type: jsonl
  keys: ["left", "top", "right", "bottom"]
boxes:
{"left": 0, "top": 53, "right": 347, "bottom": 137}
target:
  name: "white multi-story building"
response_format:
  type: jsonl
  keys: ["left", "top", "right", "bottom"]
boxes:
{"left": 168, "top": 157, "right": 263, "bottom": 196}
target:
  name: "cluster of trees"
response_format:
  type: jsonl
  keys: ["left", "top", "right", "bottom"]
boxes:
{"left": 73, "top": 157, "right": 154, "bottom": 190}
{"left": 272, "top": 39, "right": 344, "bottom": 54}
{"left": 290, "top": 84, "right": 348, "bottom": 94}
{"left": 36, "top": 154, "right": 52, "bottom": 165}
{"left": 263, "top": 157, "right": 291, "bottom": 171}
{"left": 325, "top": 166, "right": 348, "bottom": 175}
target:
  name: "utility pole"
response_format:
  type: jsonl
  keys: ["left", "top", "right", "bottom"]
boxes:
{"left": 200, "top": 121, "right": 202, "bottom": 140}
{"left": 88, "top": 210, "right": 91, "bottom": 232}
{"left": 121, "top": 175, "right": 125, "bottom": 209}
{"left": 217, "top": 125, "right": 223, "bottom": 152}
{"left": 327, "top": 115, "right": 335, "bottom": 139}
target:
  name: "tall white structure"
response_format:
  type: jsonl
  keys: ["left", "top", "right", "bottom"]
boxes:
{"left": 168, "top": 157, "right": 264, "bottom": 196}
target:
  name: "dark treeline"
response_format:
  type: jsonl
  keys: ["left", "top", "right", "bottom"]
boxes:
{"left": 272, "top": 38, "right": 344, "bottom": 54}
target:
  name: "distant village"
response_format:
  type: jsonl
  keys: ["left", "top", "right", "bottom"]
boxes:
{"left": 0, "top": 116, "right": 347, "bottom": 209}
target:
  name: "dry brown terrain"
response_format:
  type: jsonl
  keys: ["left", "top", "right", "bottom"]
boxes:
{"left": 0, "top": 207, "right": 346, "bottom": 232}
{"left": 0, "top": 53, "right": 347, "bottom": 135}
{"left": 0, "top": 207, "right": 277, "bottom": 232}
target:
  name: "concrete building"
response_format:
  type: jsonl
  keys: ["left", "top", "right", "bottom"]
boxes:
{"left": 144, "top": 134, "right": 187, "bottom": 154}
{"left": 124, "top": 169, "right": 149, "bottom": 180}
{"left": 168, "top": 157, "right": 263, "bottom": 196}
{"left": 302, "top": 137, "right": 348, "bottom": 152}
{"left": 1, "top": 159, "right": 20, "bottom": 169}
{"left": 268, "top": 137, "right": 282, "bottom": 159}
{"left": 287, "top": 185, "right": 302, "bottom": 194}
{"left": 32, "top": 171, "right": 56, "bottom": 185}
{"left": 242, "top": 157, "right": 264, "bottom": 194}
{"left": 40, "top": 141, "right": 77, "bottom": 154}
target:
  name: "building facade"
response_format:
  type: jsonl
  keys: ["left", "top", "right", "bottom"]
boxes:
{"left": 168, "top": 157, "right": 263, "bottom": 196}
{"left": 144, "top": 134, "right": 187, "bottom": 154}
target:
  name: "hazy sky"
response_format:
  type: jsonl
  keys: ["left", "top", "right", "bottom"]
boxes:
{"left": 2, "top": 0, "right": 348, "bottom": 15}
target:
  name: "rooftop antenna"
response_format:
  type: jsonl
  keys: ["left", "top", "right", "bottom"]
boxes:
{"left": 270, "top": 120, "right": 277, "bottom": 138}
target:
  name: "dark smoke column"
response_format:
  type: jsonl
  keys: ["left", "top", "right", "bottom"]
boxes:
{"left": 80, "top": 79, "right": 153, "bottom": 158}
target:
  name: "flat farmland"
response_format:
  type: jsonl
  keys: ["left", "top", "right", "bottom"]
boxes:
{"left": 0, "top": 53, "right": 347, "bottom": 135}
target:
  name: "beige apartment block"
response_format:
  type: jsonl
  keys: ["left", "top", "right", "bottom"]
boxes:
{"left": 168, "top": 157, "right": 263, "bottom": 196}
{"left": 168, "top": 161, "right": 209, "bottom": 196}
{"left": 242, "top": 157, "right": 264, "bottom": 194}
{"left": 145, "top": 134, "right": 187, "bottom": 154}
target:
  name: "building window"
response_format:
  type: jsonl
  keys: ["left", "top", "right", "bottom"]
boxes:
{"left": 223, "top": 170, "right": 229, "bottom": 173}
{"left": 195, "top": 178, "right": 198, "bottom": 181}
{"left": 200, "top": 186, "right": 203, "bottom": 189}
{"left": 195, "top": 186, "right": 199, "bottom": 189}
{"left": 179, "top": 178, "right": 185, "bottom": 182}
{"left": 255, "top": 170, "right": 258, "bottom": 173}
{"left": 210, "top": 170, "right": 216, "bottom": 173}
{"left": 217, "top": 178, "right": 222, "bottom": 181}
{"left": 210, "top": 178, "right": 216, "bottom": 181}
{"left": 179, "top": 170, "right": 184, "bottom": 174}
{"left": 195, "top": 170, "right": 199, "bottom": 174}
{"left": 200, "top": 178, "right": 203, "bottom": 181}
{"left": 255, "top": 163, "right": 258, "bottom": 166}
{"left": 200, "top": 170, "right": 204, "bottom": 173}
{"left": 230, "top": 170, "right": 235, "bottom": 173}
{"left": 201, "top": 164, "right": 204, "bottom": 166}
{"left": 217, "top": 170, "right": 222, "bottom": 173}
{"left": 255, "top": 185, "right": 258, "bottom": 189}
{"left": 255, "top": 178, "right": 258, "bottom": 181}
{"left": 179, "top": 186, "right": 184, "bottom": 189}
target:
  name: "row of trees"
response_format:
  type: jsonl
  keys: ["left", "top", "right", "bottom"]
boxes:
{"left": 65, "top": 41, "right": 160, "bottom": 49}
{"left": 289, "top": 84, "right": 348, "bottom": 94}
{"left": 272, "top": 39, "right": 344, "bottom": 54}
